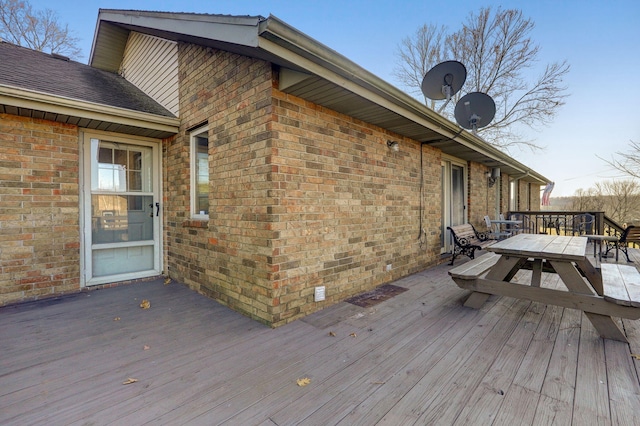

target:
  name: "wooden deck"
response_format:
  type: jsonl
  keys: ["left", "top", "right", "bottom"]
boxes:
{"left": 2, "top": 246, "right": 640, "bottom": 425}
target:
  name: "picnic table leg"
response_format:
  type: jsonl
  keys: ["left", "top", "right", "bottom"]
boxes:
{"left": 463, "top": 292, "right": 491, "bottom": 309}
{"left": 584, "top": 312, "right": 628, "bottom": 343}
{"left": 531, "top": 259, "right": 543, "bottom": 287}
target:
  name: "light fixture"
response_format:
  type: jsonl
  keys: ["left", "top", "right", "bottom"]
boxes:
{"left": 387, "top": 140, "right": 399, "bottom": 152}
{"left": 487, "top": 167, "right": 501, "bottom": 187}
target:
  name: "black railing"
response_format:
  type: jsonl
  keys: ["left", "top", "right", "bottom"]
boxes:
{"left": 505, "top": 211, "right": 604, "bottom": 236}
{"left": 505, "top": 211, "right": 639, "bottom": 249}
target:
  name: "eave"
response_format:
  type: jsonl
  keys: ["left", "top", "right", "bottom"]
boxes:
{"left": 0, "top": 84, "right": 179, "bottom": 139}
{"left": 90, "top": 10, "right": 550, "bottom": 184}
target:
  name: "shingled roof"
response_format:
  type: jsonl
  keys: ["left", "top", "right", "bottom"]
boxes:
{"left": 0, "top": 41, "right": 173, "bottom": 117}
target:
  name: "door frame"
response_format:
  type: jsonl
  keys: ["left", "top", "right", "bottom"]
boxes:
{"left": 79, "top": 130, "right": 163, "bottom": 287}
{"left": 441, "top": 155, "right": 468, "bottom": 254}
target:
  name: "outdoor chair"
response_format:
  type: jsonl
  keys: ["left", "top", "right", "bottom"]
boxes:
{"left": 541, "top": 215, "right": 561, "bottom": 234}
{"left": 484, "top": 215, "right": 511, "bottom": 240}
{"left": 571, "top": 213, "right": 594, "bottom": 236}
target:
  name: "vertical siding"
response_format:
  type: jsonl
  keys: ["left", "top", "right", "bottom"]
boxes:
{"left": 121, "top": 32, "right": 180, "bottom": 116}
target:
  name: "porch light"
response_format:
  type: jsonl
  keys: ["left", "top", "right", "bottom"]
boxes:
{"left": 387, "top": 140, "right": 399, "bottom": 151}
{"left": 487, "top": 167, "right": 501, "bottom": 187}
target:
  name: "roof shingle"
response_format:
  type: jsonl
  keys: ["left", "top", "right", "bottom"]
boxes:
{"left": 0, "top": 41, "right": 174, "bottom": 118}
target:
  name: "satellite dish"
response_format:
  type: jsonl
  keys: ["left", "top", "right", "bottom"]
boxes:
{"left": 454, "top": 92, "right": 496, "bottom": 132}
{"left": 421, "top": 61, "right": 467, "bottom": 112}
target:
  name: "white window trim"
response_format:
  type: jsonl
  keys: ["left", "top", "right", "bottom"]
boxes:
{"left": 190, "top": 125, "right": 209, "bottom": 220}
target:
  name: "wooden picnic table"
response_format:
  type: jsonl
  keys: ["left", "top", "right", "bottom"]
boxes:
{"left": 449, "top": 233, "right": 640, "bottom": 343}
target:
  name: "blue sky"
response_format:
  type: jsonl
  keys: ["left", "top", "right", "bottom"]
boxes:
{"left": 31, "top": 0, "right": 640, "bottom": 197}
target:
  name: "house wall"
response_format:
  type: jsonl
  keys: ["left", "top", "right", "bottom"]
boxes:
{"left": 267, "top": 88, "right": 442, "bottom": 325}
{"left": 165, "top": 44, "right": 277, "bottom": 324}
{"left": 0, "top": 114, "right": 80, "bottom": 305}
{"left": 468, "top": 163, "right": 492, "bottom": 229}
{"left": 165, "top": 44, "right": 442, "bottom": 326}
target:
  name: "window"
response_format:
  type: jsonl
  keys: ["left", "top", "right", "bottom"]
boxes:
{"left": 190, "top": 126, "right": 209, "bottom": 218}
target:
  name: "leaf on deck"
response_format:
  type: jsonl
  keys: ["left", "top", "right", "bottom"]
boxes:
{"left": 296, "top": 377, "right": 311, "bottom": 387}
{"left": 122, "top": 378, "right": 138, "bottom": 385}
{"left": 139, "top": 300, "right": 151, "bottom": 309}
{"left": 631, "top": 354, "right": 640, "bottom": 360}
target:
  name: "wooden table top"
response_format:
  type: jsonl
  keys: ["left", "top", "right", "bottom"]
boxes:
{"left": 486, "top": 233, "right": 588, "bottom": 262}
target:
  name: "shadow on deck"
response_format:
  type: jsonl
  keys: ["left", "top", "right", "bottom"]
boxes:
{"left": 2, "top": 247, "right": 640, "bottom": 425}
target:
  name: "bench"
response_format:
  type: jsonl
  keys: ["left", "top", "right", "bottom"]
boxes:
{"left": 602, "top": 264, "right": 640, "bottom": 313}
{"left": 447, "top": 224, "right": 494, "bottom": 265}
{"left": 448, "top": 252, "right": 502, "bottom": 308}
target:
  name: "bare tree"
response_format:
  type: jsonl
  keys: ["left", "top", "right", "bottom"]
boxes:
{"left": 395, "top": 7, "right": 570, "bottom": 151}
{"left": 394, "top": 24, "right": 448, "bottom": 109}
{"left": 595, "top": 180, "right": 640, "bottom": 224}
{"left": 601, "top": 140, "right": 640, "bottom": 180}
{"left": 0, "top": 0, "right": 82, "bottom": 59}
{"left": 570, "top": 187, "right": 604, "bottom": 212}
{"left": 572, "top": 180, "right": 640, "bottom": 225}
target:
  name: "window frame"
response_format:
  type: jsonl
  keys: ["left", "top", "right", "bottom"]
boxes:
{"left": 190, "top": 125, "right": 210, "bottom": 219}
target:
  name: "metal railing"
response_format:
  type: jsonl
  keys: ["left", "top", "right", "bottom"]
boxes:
{"left": 505, "top": 211, "right": 638, "bottom": 248}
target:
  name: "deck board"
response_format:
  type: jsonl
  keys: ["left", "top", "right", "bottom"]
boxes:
{"left": 1, "top": 247, "right": 640, "bottom": 425}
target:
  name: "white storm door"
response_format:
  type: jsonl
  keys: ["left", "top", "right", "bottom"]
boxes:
{"left": 83, "top": 135, "right": 161, "bottom": 286}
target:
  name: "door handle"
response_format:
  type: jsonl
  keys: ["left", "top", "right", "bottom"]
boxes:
{"left": 155, "top": 202, "right": 160, "bottom": 217}
{"left": 149, "top": 203, "right": 154, "bottom": 218}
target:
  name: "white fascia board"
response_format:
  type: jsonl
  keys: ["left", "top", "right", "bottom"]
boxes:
{"left": 97, "top": 10, "right": 262, "bottom": 47}
{"left": 259, "top": 17, "right": 549, "bottom": 184}
{"left": 0, "top": 85, "right": 179, "bottom": 134}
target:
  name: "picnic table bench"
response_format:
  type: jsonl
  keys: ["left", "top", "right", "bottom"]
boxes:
{"left": 601, "top": 263, "right": 640, "bottom": 308}
{"left": 447, "top": 223, "right": 494, "bottom": 265}
{"left": 448, "top": 234, "right": 640, "bottom": 342}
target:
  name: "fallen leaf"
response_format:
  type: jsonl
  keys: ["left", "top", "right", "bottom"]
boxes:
{"left": 296, "top": 377, "right": 311, "bottom": 387}
{"left": 370, "top": 381, "right": 386, "bottom": 385}
{"left": 350, "top": 332, "right": 357, "bottom": 338}
{"left": 164, "top": 277, "right": 171, "bottom": 285}
{"left": 113, "top": 317, "right": 120, "bottom": 321}
{"left": 143, "top": 345, "right": 150, "bottom": 351}
{"left": 631, "top": 354, "right": 640, "bottom": 360}
{"left": 122, "top": 378, "right": 138, "bottom": 385}
{"left": 139, "top": 300, "right": 151, "bottom": 309}
{"left": 328, "top": 331, "right": 336, "bottom": 337}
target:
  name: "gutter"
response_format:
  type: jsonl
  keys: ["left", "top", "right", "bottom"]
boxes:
{"left": 258, "top": 15, "right": 550, "bottom": 185}
{"left": 0, "top": 84, "right": 180, "bottom": 134}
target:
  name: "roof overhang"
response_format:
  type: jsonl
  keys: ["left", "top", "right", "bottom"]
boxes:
{"left": 0, "top": 84, "right": 180, "bottom": 139}
{"left": 90, "top": 10, "right": 550, "bottom": 184}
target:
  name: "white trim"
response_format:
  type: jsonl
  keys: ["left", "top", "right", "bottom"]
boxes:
{"left": 0, "top": 84, "right": 179, "bottom": 133}
{"left": 190, "top": 125, "right": 210, "bottom": 220}
{"left": 441, "top": 156, "right": 468, "bottom": 254}
{"left": 80, "top": 131, "right": 163, "bottom": 287}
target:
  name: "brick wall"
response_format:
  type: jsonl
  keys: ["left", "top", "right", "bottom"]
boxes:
{"left": 0, "top": 114, "right": 80, "bottom": 305}
{"left": 468, "top": 162, "right": 492, "bottom": 229}
{"left": 268, "top": 91, "right": 442, "bottom": 325}
{"left": 167, "top": 44, "right": 442, "bottom": 326}
{"left": 165, "top": 44, "right": 277, "bottom": 324}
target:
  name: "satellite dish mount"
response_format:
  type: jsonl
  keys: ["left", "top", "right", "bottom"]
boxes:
{"left": 454, "top": 92, "right": 496, "bottom": 134}
{"left": 421, "top": 61, "right": 467, "bottom": 113}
